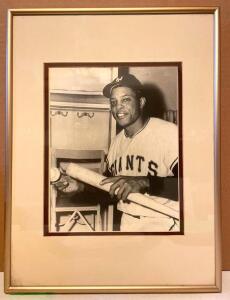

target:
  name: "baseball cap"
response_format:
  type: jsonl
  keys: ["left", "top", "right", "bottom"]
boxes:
{"left": 102, "top": 74, "right": 143, "bottom": 98}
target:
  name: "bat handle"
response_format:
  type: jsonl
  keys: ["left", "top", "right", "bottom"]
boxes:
{"left": 50, "top": 167, "right": 61, "bottom": 183}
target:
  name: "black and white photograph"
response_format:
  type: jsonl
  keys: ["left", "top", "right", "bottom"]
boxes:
{"left": 45, "top": 63, "right": 183, "bottom": 234}
{"left": 6, "top": 8, "right": 220, "bottom": 293}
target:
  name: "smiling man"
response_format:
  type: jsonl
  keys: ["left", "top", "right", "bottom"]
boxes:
{"left": 100, "top": 74, "right": 179, "bottom": 232}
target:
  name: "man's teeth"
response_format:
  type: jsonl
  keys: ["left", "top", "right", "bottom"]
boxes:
{"left": 117, "top": 113, "right": 125, "bottom": 117}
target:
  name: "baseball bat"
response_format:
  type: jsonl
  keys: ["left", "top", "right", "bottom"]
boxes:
{"left": 64, "top": 163, "right": 179, "bottom": 220}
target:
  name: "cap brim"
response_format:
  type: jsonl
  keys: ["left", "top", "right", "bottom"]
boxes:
{"left": 103, "top": 83, "right": 121, "bottom": 98}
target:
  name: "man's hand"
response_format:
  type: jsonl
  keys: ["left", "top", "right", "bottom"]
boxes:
{"left": 53, "top": 174, "right": 84, "bottom": 195}
{"left": 100, "top": 176, "right": 150, "bottom": 201}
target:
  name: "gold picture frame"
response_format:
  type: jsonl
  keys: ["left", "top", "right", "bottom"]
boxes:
{"left": 5, "top": 7, "right": 221, "bottom": 293}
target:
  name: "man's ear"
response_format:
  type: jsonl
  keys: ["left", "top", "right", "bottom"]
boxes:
{"left": 140, "top": 97, "right": 146, "bottom": 110}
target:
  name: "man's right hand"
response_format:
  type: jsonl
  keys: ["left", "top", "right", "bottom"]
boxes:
{"left": 53, "top": 174, "right": 84, "bottom": 195}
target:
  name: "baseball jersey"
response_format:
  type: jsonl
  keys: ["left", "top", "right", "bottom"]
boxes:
{"left": 106, "top": 117, "right": 179, "bottom": 217}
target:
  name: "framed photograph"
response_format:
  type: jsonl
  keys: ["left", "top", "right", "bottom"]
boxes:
{"left": 5, "top": 7, "right": 221, "bottom": 293}
{"left": 45, "top": 62, "right": 182, "bottom": 235}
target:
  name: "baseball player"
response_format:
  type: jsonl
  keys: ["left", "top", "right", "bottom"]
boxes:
{"left": 100, "top": 74, "right": 179, "bottom": 231}
{"left": 54, "top": 74, "right": 179, "bottom": 232}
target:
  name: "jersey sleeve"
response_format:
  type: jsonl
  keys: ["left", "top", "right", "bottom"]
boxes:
{"left": 163, "top": 123, "right": 179, "bottom": 176}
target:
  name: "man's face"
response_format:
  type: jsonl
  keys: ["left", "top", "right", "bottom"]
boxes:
{"left": 110, "top": 86, "right": 142, "bottom": 128}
